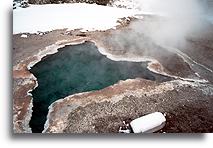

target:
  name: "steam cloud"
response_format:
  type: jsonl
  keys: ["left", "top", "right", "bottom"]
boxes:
{"left": 135, "top": 0, "right": 205, "bottom": 46}
{"left": 109, "top": 0, "right": 212, "bottom": 53}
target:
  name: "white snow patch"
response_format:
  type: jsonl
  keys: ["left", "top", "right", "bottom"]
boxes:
{"left": 13, "top": 3, "right": 138, "bottom": 34}
{"left": 130, "top": 112, "right": 166, "bottom": 133}
{"left": 111, "top": 0, "right": 138, "bottom": 9}
{"left": 20, "top": 34, "right": 28, "bottom": 38}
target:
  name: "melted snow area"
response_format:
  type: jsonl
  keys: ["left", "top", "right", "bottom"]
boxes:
{"left": 13, "top": 3, "right": 138, "bottom": 34}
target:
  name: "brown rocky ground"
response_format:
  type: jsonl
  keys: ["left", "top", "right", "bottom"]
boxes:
{"left": 13, "top": 16, "right": 213, "bottom": 133}
{"left": 42, "top": 78, "right": 213, "bottom": 133}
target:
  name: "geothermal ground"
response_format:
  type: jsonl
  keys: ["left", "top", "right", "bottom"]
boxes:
{"left": 13, "top": 14, "right": 213, "bottom": 133}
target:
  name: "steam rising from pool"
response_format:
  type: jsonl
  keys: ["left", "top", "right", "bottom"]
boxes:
{"left": 29, "top": 41, "right": 171, "bottom": 133}
{"left": 111, "top": 0, "right": 212, "bottom": 49}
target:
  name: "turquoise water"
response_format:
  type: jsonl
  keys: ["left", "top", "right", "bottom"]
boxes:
{"left": 29, "top": 41, "right": 170, "bottom": 133}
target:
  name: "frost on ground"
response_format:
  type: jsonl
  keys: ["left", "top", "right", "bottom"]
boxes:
{"left": 13, "top": 3, "right": 138, "bottom": 34}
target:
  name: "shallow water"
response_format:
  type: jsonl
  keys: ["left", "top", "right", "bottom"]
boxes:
{"left": 29, "top": 41, "right": 170, "bottom": 133}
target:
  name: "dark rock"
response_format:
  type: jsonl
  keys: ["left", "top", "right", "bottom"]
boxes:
{"left": 28, "top": 0, "right": 113, "bottom": 6}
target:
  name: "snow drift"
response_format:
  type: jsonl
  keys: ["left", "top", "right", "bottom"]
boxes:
{"left": 13, "top": 3, "right": 138, "bottom": 34}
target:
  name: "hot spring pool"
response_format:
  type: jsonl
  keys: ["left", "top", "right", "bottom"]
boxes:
{"left": 29, "top": 41, "right": 170, "bottom": 133}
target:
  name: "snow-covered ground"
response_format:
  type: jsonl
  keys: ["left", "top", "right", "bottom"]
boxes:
{"left": 13, "top": 1, "right": 213, "bottom": 34}
{"left": 13, "top": 3, "right": 138, "bottom": 34}
{"left": 112, "top": 0, "right": 213, "bottom": 21}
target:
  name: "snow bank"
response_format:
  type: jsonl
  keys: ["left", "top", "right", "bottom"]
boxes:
{"left": 130, "top": 112, "right": 166, "bottom": 133}
{"left": 112, "top": 0, "right": 208, "bottom": 17}
{"left": 13, "top": 3, "right": 138, "bottom": 34}
{"left": 20, "top": 34, "right": 28, "bottom": 38}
